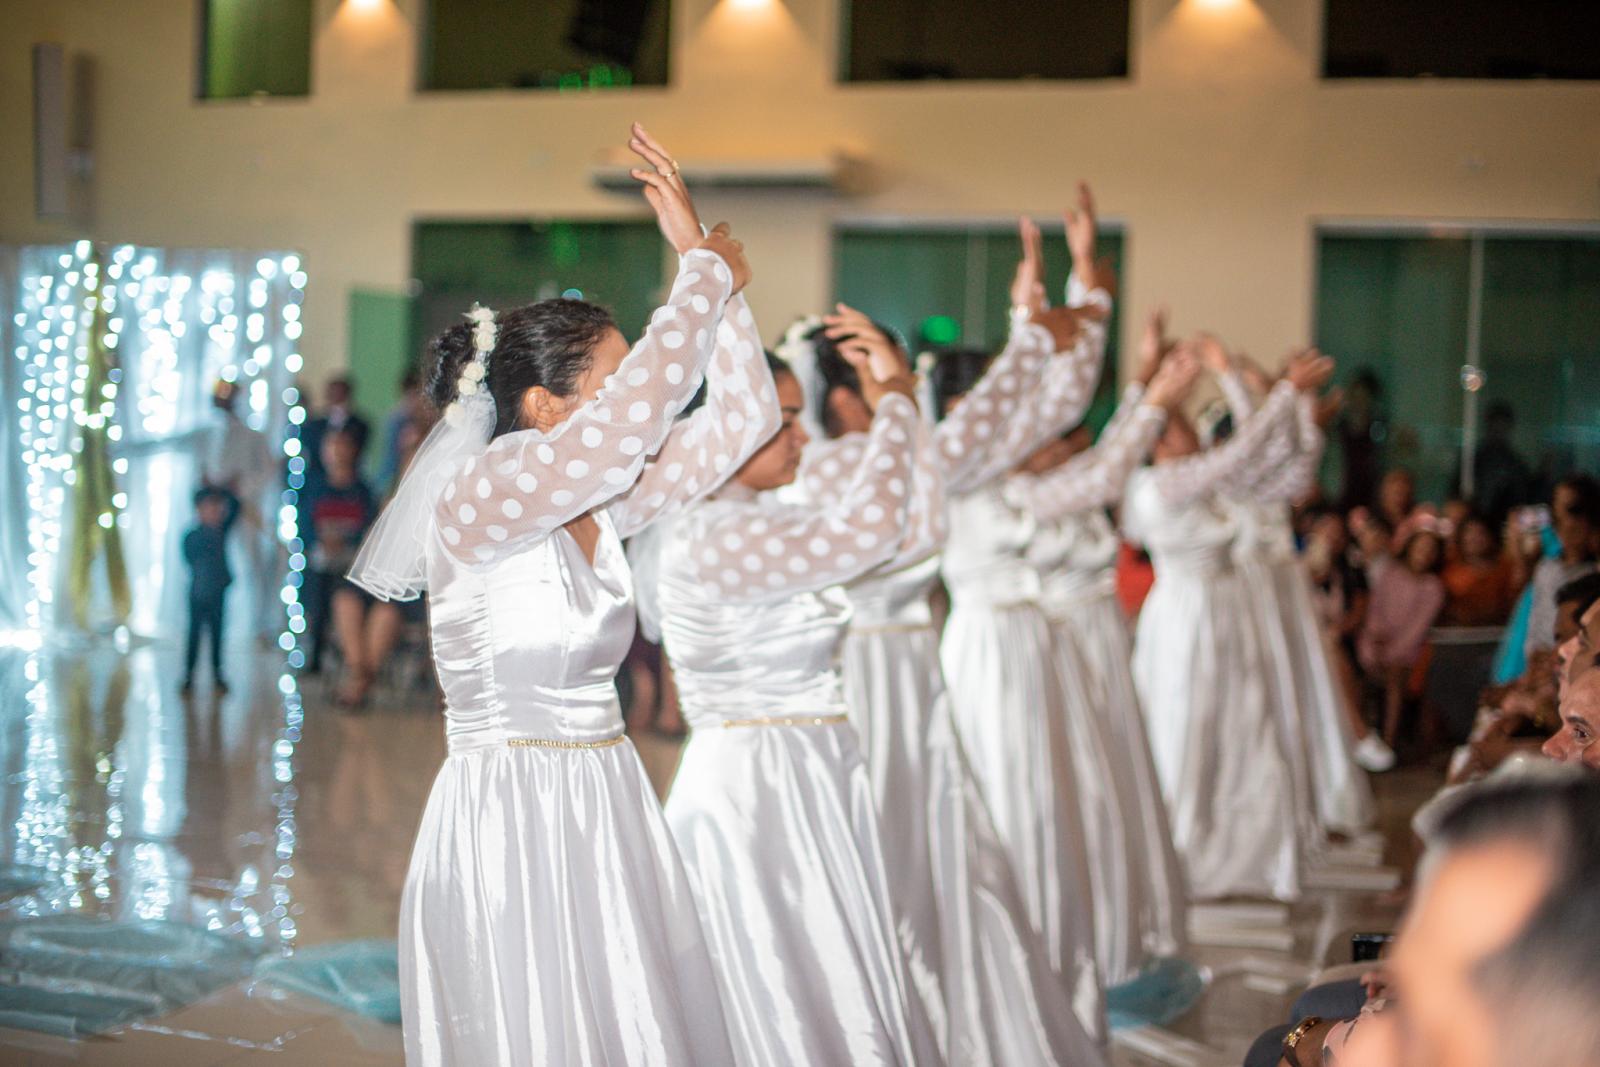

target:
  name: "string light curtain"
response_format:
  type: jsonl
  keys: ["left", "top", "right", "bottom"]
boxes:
{"left": 4, "top": 242, "right": 307, "bottom": 642}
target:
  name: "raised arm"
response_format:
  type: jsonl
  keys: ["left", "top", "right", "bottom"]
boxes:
{"left": 1149, "top": 380, "right": 1299, "bottom": 508}
{"left": 1248, "top": 392, "right": 1327, "bottom": 503}
{"left": 693, "top": 393, "right": 921, "bottom": 601}
{"left": 609, "top": 292, "right": 780, "bottom": 538}
{"left": 435, "top": 248, "right": 739, "bottom": 564}
{"left": 931, "top": 315, "right": 1057, "bottom": 493}
{"left": 1006, "top": 346, "right": 1196, "bottom": 521}
{"left": 983, "top": 291, "right": 1110, "bottom": 469}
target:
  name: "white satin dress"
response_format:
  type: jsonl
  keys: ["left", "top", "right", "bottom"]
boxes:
{"left": 1123, "top": 380, "right": 1303, "bottom": 902}
{"left": 937, "top": 300, "right": 1115, "bottom": 1043}
{"left": 398, "top": 251, "right": 778, "bottom": 1066}
{"left": 1007, "top": 383, "right": 1187, "bottom": 986}
{"left": 655, "top": 392, "right": 944, "bottom": 1067}
{"left": 1213, "top": 374, "right": 1373, "bottom": 837}
{"left": 799, "top": 306, "right": 1110, "bottom": 1065}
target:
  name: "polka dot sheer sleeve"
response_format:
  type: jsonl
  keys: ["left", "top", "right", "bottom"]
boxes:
{"left": 689, "top": 393, "right": 921, "bottom": 602}
{"left": 1247, "top": 393, "right": 1324, "bottom": 504}
{"left": 1005, "top": 395, "right": 1166, "bottom": 522}
{"left": 1150, "top": 380, "right": 1298, "bottom": 507}
{"left": 432, "top": 249, "right": 735, "bottom": 564}
{"left": 798, "top": 414, "right": 946, "bottom": 573}
{"left": 608, "top": 292, "right": 780, "bottom": 539}
{"left": 984, "top": 289, "right": 1111, "bottom": 470}
{"left": 1212, "top": 369, "right": 1300, "bottom": 499}
{"left": 932, "top": 320, "right": 1056, "bottom": 495}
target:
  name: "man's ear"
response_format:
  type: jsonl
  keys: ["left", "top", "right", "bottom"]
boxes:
{"left": 521, "top": 386, "right": 568, "bottom": 433}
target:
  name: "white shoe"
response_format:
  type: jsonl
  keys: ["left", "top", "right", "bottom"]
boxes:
{"left": 1353, "top": 733, "right": 1396, "bottom": 773}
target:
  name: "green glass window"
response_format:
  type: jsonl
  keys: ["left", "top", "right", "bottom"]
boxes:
{"left": 200, "top": 0, "right": 313, "bottom": 100}
{"left": 422, "top": 0, "right": 669, "bottom": 91}
{"left": 834, "top": 223, "right": 1124, "bottom": 429}
{"left": 410, "top": 219, "right": 666, "bottom": 369}
{"left": 1314, "top": 231, "right": 1600, "bottom": 506}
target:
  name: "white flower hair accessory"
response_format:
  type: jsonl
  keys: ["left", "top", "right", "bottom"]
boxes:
{"left": 445, "top": 304, "right": 497, "bottom": 425}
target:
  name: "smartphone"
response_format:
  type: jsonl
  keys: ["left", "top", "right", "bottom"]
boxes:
{"left": 1352, "top": 932, "right": 1394, "bottom": 963}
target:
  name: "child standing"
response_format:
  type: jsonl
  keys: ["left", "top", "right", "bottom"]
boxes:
{"left": 183, "top": 486, "right": 239, "bottom": 694}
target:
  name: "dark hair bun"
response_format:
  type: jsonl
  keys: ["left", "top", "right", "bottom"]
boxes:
{"left": 425, "top": 322, "right": 476, "bottom": 412}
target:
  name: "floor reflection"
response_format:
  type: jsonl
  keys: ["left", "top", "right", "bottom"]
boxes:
{"left": 0, "top": 637, "right": 1433, "bottom": 1065}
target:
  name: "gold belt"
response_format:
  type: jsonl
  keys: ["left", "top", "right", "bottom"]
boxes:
{"left": 506, "top": 733, "right": 626, "bottom": 750}
{"left": 719, "top": 713, "right": 850, "bottom": 730}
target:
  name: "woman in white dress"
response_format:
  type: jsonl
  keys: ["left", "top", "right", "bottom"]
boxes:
{"left": 936, "top": 232, "right": 1115, "bottom": 1042}
{"left": 791, "top": 233, "right": 1111, "bottom": 1061}
{"left": 350, "top": 126, "right": 777, "bottom": 1066}
{"left": 1200, "top": 341, "right": 1376, "bottom": 838}
{"left": 1122, "top": 347, "right": 1333, "bottom": 902}
{"left": 652, "top": 340, "right": 945, "bottom": 1066}
{"left": 1004, "top": 324, "right": 1196, "bottom": 986}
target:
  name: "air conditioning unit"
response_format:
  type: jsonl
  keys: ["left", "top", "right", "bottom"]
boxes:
{"left": 590, "top": 152, "right": 867, "bottom": 194}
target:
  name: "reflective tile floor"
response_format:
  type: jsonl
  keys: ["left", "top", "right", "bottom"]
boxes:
{"left": 0, "top": 640, "right": 1432, "bottom": 1066}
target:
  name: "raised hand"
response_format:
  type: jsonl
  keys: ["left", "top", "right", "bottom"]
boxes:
{"left": 628, "top": 123, "right": 703, "bottom": 255}
{"left": 1235, "top": 353, "right": 1273, "bottom": 396}
{"left": 1030, "top": 305, "right": 1084, "bottom": 352}
{"left": 1284, "top": 348, "right": 1335, "bottom": 392}
{"left": 841, "top": 344, "right": 915, "bottom": 412}
{"left": 1316, "top": 386, "right": 1345, "bottom": 428}
{"left": 1064, "top": 182, "right": 1097, "bottom": 272}
{"left": 1193, "top": 332, "right": 1234, "bottom": 376}
{"left": 1136, "top": 307, "right": 1170, "bottom": 385}
{"left": 1145, "top": 345, "right": 1201, "bottom": 411}
{"left": 823, "top": 303, "right": 901, "bottom": 383}
{"left": 1009, "top": 216, "right": 1047, "bottom": 317}
{"left": 697, "top": 223, "right": 750, "bottom": 294}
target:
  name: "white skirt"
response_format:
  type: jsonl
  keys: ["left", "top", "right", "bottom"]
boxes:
{"left": 665, "top": 720, "right": 943, "bottom": 1067}
{"left": 400, "top": 741, "right": 736, "bottom": 1066}
{"left": 941, "top": 603, "right": 1107, "bottom": 1043}
{"left": 845, "top": 625, "right": 1110, "bottom": 1066}
{"left": 1046, "top": 590, "right": 1188, "bottom": 985}
{"left": 1131, "top": 570, "right": 1301, "bottom": 902}
{"left": 1266, "top": 558, "right": 1375, "bottom": 835}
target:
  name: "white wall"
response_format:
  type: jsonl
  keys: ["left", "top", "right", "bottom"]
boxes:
{"left": 2, "top": 0, "right": 1597, "bottom": 391}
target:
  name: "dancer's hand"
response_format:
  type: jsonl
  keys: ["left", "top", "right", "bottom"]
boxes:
{"left": 1031, "top": 305, "right": 1084, "bottom": 352}
{"left": 628, "top": 123, "right": 702, "bottom": 255}
{"left": 1232, "top": 353, "right": 1272, "bottom": 395}
{"left": 841, "top": 343, "right": 915, "bottom": 412}
{"left": 1009, "top": 216, "right": 1047, "bottom": 317}
{"left": 1064, "top": 181, "right": 1097, "bottom": 270}
{"left": 823, "top": 303, "right": 902, "bottom": 383}
{"left": 1315, "top": 387, "right": 1345, "bottom": 428}
{"left": 1136, "top": 307, "right": 1170, "bottom": 386}
{"left": 697, "top": 223, "right": 751, "bottom": 294}
{"left": 1194, "top": 332, "right": 1233, "bottom": 375}
{"left": 1145, "top": 346, "right": 1200, "bottom": 411}
{"left": 1284, "top": 348, "right": 1335, "bottom": 392}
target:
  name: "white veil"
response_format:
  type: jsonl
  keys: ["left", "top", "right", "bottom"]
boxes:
{"left": 347, "top": 305, "right": 497, "bottom": 602}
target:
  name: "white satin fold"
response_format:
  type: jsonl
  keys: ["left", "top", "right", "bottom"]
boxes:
{"left": 656, "top": 514, "right": 942, "bottom": 1067}
{"left": 402, "top": 511, "right": 735, "bottom": 1066}
{"left": 1125, "top": 475, "right": 1301, "bottom": 902}
{"left": 1230, "top": 503, "right": 1374, "bottom": 837}
{"left": 843, "top": 558, "right": 1109, "bottom": 1067}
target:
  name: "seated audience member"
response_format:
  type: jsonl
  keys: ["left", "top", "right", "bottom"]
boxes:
{"left": 1513, "top": 475, "right": 1600, "bottom": 664}
{"left": 1359, "top": 513, "right": 1447, "bottom": 751}
{"left": 1455, "top": 574, "right": 1600, "bottom": 782}
{"left": 1375, "top": 468, "right": 1416, "bottom": 531}
{"left": 1306, "top": 508, "right": 1394, "bottom": 771}
{"left": 1441, "top": 514, "right": 1515, "bottom": 626}
{"left": 1248, "top": 775, "right": 1600, "bottom": 1067}
{"left": 302, "top": 428, "right": 376, "bottom": 689}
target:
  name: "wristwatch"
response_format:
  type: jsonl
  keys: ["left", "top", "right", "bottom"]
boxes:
{"left": 1281, "top": 1015, "right": 1323, "bottom": 1067}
